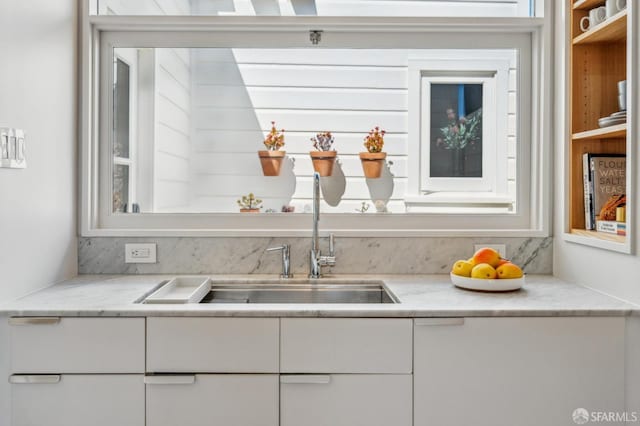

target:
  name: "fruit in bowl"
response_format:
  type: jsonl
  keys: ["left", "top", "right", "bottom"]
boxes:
{"left": 450, "top": 247, "right": 524, "bottom": 291}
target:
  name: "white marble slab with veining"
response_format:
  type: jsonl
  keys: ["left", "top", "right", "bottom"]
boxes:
{"left": 0, "top": 274, "right": 636, "bottom": 317}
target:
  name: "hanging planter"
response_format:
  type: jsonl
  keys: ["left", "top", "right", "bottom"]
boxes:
{"left": 360, "top": 126, "right": 387, "bottom": 179}
{"left": 310, "top": 132, "right": 337, "bottom": 177}
{"left": 258, "top": 121, "right": 285, "bottom": 176}
{"left": 258, "top": 150, "right": 286, "bottom": 176}
{"left": 359, "top": 151, "right": 387, "bottom": 178}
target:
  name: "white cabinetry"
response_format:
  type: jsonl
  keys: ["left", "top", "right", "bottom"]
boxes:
{"left": 146, "top": 318, "right": 280, "bottom": 426}
{"left": 8, "top": 317, "right": 146, "bottom": 426}
{"left": 146, "top": 374, "right": 279, "bottom": 426}
{"left": 11, "top": 374, "right": 144, "bottom": 426}
{"left": 147, "top": 317, "right": 279, "bottom": 372}
{"left": 280, "top": 318, "right": 412, "bottom": 373}
{"left": 280, "top": 319, "right": 412, "bottom": 426}
{"left": 281, "top": 374, "right": 412, "bottom": 426}
{"left": 414, "top": 317, "right": 625, "bottom": 426}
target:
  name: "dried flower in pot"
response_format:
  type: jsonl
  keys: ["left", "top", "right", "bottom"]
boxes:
{"left": 237, "top": 193, "right": 262, "bottom": 213}
{"left": 258, "top": 121, "right": 286, "bottom": 176}
{"left": 360, "top": 126, "right": 387, "bottom": 178}
{"left": 310, "top": 131, "right": 337, "bottom": 177}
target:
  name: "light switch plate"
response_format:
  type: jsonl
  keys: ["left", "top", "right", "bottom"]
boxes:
{"left": 125, "top": 243, "right": 157, "bottom": 264}
{"left": 474, "top": 244, "right": 507, "bottom": 259}
{"left": 0, "top": 128, "right": 26, "bottom": 169}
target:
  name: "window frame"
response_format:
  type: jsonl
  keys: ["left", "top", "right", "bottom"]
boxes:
{"left": 79, "top": 5, "right": 552, "bottom": 237}
{"left": 406, "top": 51, "right": 519, "bottom": 212}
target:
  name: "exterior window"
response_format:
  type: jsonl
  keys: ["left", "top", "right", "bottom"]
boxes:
{"left": 112, "top": 54, "right": 137, "bottom": 213}
{"left": 406, "top": 51, "right": 520, "bottom": 213}
{"left": 80, "top": 0, "right": 549, "bottom": 235}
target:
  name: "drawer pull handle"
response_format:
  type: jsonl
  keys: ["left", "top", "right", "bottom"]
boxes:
{"left": 144, "top": 375, "right": 196, "bottom": 385}
{"left": 8, "top": 317, "right": 61, "bottom": 326}
{"left": 10, "top": 375, "right": 61, "bottom": 384}
{"left": 415, "top": 318, "right": 465, "bottom": 326}
{"left": 280, "top": 375, "right": 331, "bottom": 384}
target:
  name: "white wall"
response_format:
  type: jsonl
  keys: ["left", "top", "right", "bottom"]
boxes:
{"left": 0, "top": 0, "right": 78, "bottom": 424}
{"left": 552, "top": 0, "right": 640, "bottom": 306}
{"left": 154, "top": 48, "right": 192, "bottom": 211}
{"left": 189, "top": 48, "right": 518, "bottom": 213}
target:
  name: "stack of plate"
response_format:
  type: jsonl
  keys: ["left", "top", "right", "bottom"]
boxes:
{"left": 598, "top": 110, "right": 627, "bottom": 128}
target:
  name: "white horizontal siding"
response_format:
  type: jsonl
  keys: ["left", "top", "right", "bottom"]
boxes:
{"left": 195, "top": 63, "right": 408, "bottom": 89}
{"left": 188, "top": 0, "right": 529, "bottom": 17}
{"left": 154, "top": 47, "right": 192, "bottom": 211}
{"left": 193, "top": 86, "right": 407, "bottom": 111}
{"left": 191, "top": 47, "right": 519, "bottom": 213}
{"left": 192, "top": 154, "right": 408, "bottom": 178}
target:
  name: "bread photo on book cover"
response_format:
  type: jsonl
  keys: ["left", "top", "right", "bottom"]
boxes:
{"left": 599, "top": 194, "right": 626, "bottom": 221}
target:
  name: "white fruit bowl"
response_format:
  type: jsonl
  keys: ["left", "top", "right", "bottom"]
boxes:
{"left": 450, "top": 273, "right": 524, "bottom": 292}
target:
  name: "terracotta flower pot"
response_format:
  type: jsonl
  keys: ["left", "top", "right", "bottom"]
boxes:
{"left": 258, "top": 150, "right": 286, "bottom": 176}
{"left": 240, "top": 208, "right": 260, "bottom": 213}
{"left": 310, "top": 151, "right": 337, "bottom": 177}
{"left": 359, "top": 151, "right": 386, "bottom": 178}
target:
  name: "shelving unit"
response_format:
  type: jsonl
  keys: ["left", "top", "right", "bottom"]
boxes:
{"left": 567, "top": 0, "right": 630, "bottom": 251}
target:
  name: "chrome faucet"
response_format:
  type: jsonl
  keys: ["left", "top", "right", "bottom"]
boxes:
{"left": 309, "top": 172, "right": 336, "bottom": 278}
{"left": 266, "top": 244, "right": 292, "bottom": 278}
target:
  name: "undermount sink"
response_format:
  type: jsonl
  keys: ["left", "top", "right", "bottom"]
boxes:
{"left": 200, "top": 281, "right": 398, "bottom": 304}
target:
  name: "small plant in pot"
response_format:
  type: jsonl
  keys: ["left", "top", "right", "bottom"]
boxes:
{"left": 237, "top": 193, "right": 262, "bottom": 213}
{"left": 258, "top": 121, "right": 285, "bottom": 176}
{"left": 310, "top": 131, "right": 337, "bottom": 177}
{"left": 360, "top": 126, "right": 387, "bottom": 178}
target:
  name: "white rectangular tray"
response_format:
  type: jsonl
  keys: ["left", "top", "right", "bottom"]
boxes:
{"left": 144, "top": 276, "right": 211, "bottom": 304}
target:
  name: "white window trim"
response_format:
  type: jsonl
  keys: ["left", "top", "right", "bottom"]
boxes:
{"left": 79, "top": 4, "right": 552, "bottom": 237}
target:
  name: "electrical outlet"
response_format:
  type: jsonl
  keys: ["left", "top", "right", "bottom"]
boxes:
{"left": 125, "top": 243, "right": 157, "bottom": 264}
{"left": 474, "top": 244, "right": 507, "bottom": 259}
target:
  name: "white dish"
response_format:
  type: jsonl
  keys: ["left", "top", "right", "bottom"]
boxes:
{"left": 598, "top": 117, "right": 626, "bottom": 127}
{"left": 450, "top": 273, "right": 524, "bottom": 292}
{"left": 610, "top": 111, "right": 627, "bottom": 118}
{"left": 144, "top": 276, "right": 211, "bottom": 304}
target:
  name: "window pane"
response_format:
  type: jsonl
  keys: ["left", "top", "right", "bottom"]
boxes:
{"left": 113, "top": 58, "right": 130, "bottom": 159}
{"left": 94, "top": 0, "right": 533, "bottom": 17}
{"left": 430, "top": 84, "right": 483, "bottom": 178}
{"left": 113, "top": 164, "right": 130, "bottom": 213}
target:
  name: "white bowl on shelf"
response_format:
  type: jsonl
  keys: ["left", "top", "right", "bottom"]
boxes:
{"left": 450, "top": 273, "right": 524, "bottom": 292}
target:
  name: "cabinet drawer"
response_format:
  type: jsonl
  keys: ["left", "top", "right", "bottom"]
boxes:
{"left": 281, "top": 318, "right": 412, "bottom": 373}
{"left": 9, "top": 317, "right": 145, "bottom": 373}
{"left": 147, "top": 317, "right": 279, "bottom": 372}
{"left": 146, "top": 374, "right": 279, "bottom": 426}
{"left": 281, "top": 374, "right": 412, "bottom": 426}
{"left": 11, "top": 374, "right": 144, "bottom": 426}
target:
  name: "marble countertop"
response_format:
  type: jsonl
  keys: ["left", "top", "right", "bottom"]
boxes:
{"left": 0, "top": 274, "right": 636, "bottom": 317}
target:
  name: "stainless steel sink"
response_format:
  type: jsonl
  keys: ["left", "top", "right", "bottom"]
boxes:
{"left": 200, "top": 281, "right": 397, "bottom": 304}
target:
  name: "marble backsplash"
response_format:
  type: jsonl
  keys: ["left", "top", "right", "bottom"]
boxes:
{"left": 78, "top": 237, "right": 553, "bottom": 275}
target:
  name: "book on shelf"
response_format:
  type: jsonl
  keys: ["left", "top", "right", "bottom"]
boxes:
{"left": 582, "top": 154, "right": 626, "bottom": 229}
{"left": 596, "top": 220, "right": 626, "bottom": 236}
{"left": 582, "top": 153, "right": 595, "bottom": 230}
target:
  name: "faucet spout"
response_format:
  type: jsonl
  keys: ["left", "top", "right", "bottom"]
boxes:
{"left": 309, "top": 172, "right": 336, "bottom": 278}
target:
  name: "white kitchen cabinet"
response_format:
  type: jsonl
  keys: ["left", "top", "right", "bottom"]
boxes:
{"left": 280, "top": 374, "right": 412, "bottom": 426}
{"left": 146, "top": 374, "right": 279, "bottom": 426}
{"left": 147, "top": 317, "right": 279, "bottom": 373}
{"left": 11, "top": 374, "right": 144, "bottom": 426}
{"left": 281, "top": 318, "right": 412, "bottom": 373}
{"left": 414, "top": 317, "right": 625, "bottom": 426}
{"left": 9, "top": 317, "right": 145, "bottom": 373}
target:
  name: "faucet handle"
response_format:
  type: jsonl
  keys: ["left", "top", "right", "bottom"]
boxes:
{"left": 267, "top": 244, "right": 289, "bottom": 253}
{"left": 266, "top": 244, "right": 292, "bottom": 278}
{"left": 328, "top": 233, "right": 336, "bottom": 257}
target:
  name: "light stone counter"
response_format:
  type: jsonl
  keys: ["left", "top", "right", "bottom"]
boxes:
{"left": 0, "top": 274, "right": 636, "bottom": 317}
